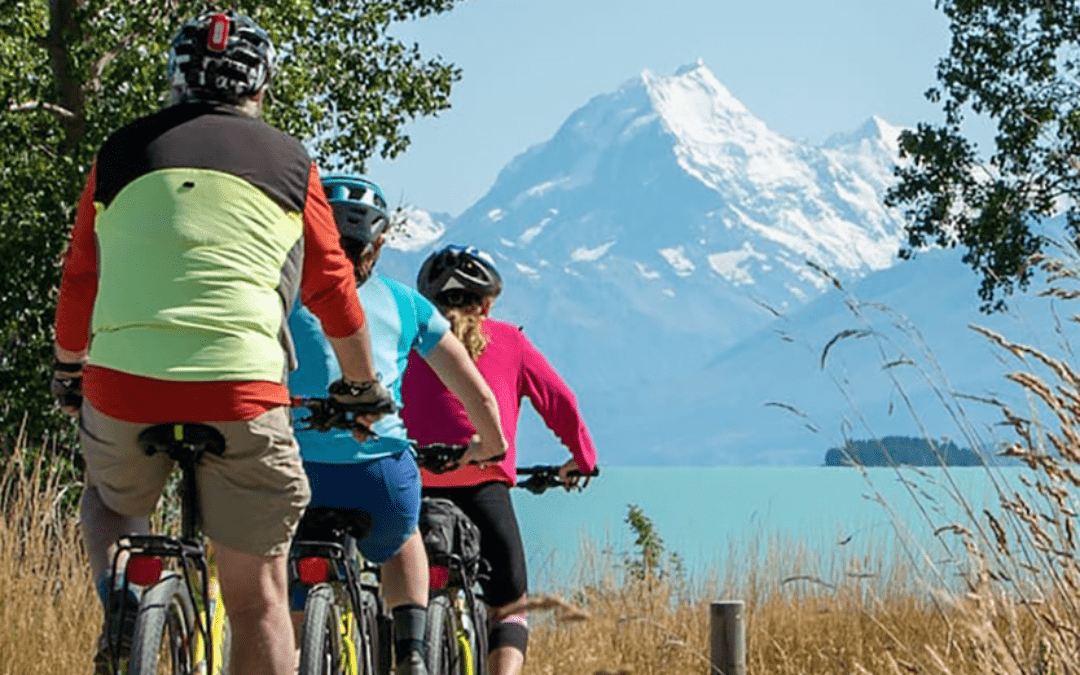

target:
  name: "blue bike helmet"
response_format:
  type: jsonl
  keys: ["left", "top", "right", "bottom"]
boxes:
{"left": 322, "top": 174, "right": 390, "bottom": 248}
{"left": 417, "top": 245, "right": 503, "bottom": 305}
{"left": 168, "top": 10, "right": 277, "bottom": 105}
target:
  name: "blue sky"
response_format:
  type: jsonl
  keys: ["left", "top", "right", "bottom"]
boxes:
{"left": 367, "top": 0, "right": 952, "bottom": 217}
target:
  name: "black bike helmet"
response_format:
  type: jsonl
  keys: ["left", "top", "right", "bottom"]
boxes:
{"left": 167, "top": 10, "right": 277, "bottom": 105}
{"left": 417, "top": 245, "right": 503, "bottom": 305}
{"left": 322, "top": 174, "right": 390, "bottom": 248}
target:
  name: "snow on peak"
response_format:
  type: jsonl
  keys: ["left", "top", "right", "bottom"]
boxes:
{"left": 642, "top": 60, "right": 753, "bottom": 128}
{"left": 824, "top": 115, "right": 905, "bottom": 155}
{"left": 673, "top": 58, "right": 707, "bottom": 77}
{"left": 386, "top": 207, "right": 446, "bottom": 252}
{"left": 642, "top": 62, "right": 806, "bottom": 189}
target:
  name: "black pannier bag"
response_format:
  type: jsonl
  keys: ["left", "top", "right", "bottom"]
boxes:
{"left": 419, "top": 497, "right": 482, "bottom": 580}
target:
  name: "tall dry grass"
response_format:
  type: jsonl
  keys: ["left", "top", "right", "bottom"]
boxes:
{"left": 0, "top": 436, "right": 98, "bottom": 675}
{"left": 0, "top": 433, "right": 1069, "bottom": 674}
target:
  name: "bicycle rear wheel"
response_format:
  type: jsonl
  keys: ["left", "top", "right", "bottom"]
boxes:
{"left": 356, "top": 588, "right": 385, "bottom": 675}
{"left": 127, "top": 573, "right": 197, "bottom": 675}
{"left": 424, "top": 593, "right": 483, "bottom": 675}
{"left": 299, "top": 584, "right": 346, "bottom": 675}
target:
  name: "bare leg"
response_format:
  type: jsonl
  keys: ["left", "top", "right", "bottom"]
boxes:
{"left": 214, "top": 541, "right": 296, "bottom": 675}
{"left": 488, "top": 647, "right": 525, "bottom": 675}
{"left": 382, "top": 529, "right": 430, "bottom": 673}
{"left": 79, "top": 482, "right": 149, "bottom": 584}
{"left": 380, "top": 529, "right": 428, "bottom": 608}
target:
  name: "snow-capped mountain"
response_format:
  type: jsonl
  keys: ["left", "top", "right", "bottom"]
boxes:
{"left": 381, "top": 60, "right": 906, "bottom": 377}
{"left": 376, "top": 61, "right": 945, "bottom": 464}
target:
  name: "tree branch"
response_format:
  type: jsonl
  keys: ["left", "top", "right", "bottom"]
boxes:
{"left": 7, "top": 100, "right": 76, "bottom": 118}
{"left": 86, "top": 32, "right": 142, "bottom": 92}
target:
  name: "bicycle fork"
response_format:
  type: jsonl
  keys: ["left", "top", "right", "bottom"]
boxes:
{"left": 452, "top": 592, "right": 478, "bottom": 675}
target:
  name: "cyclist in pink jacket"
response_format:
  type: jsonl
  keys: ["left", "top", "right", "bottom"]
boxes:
{"left": 400, "top": 244, "right": 598, "bottom": 675}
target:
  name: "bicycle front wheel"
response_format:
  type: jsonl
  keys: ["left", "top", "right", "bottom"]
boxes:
{"left": 127, "top": 573, "right": 197, "bottom": 675}
{"left": 299, "top": 584, "right": 346, "bottom": 675}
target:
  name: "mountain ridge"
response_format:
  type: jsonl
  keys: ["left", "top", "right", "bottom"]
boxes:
{"left": 373, "top": 62, "right": 994, "bottom": 465}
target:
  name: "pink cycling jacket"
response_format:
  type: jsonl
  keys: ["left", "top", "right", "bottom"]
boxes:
{"left": 400, "top": 319, "right": 597, "bottom": 487}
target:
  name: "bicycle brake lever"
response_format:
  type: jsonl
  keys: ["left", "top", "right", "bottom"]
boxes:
{"left": 518, "top": 474, "right": 550, "bottom": 495}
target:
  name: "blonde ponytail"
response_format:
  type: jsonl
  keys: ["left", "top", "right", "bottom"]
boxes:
{"left": 442, "top": 306, "right": 489, "bottom": 361}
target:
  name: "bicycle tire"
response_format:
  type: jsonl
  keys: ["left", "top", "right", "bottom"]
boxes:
{"left": 356, "top": 588, "right": 383, "bottom": 675}
{"left": 466, "top": 595, "right": 487, "bottom": 673}
{"left": 127, "top": 573, "right": 197, "bottom": 675}
{"left": 299, "top": 584, "right": 346, "bottom": 675}
{"left": 424, "top": 593, "right": 485, "bottom": 675}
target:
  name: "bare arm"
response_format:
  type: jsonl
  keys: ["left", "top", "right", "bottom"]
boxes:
{"left": 424, "top": 332, "right": 508, "bottom": 463}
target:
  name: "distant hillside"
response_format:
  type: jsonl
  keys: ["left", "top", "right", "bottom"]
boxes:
{"left": 824, "top": 436, "right": 985, "bottom": 467}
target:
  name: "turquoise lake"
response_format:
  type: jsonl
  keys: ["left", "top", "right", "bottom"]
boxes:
{"left": 510, "top": 465, "right": 1035, "bottom": 593}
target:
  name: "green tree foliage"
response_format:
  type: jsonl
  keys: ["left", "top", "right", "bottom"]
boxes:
{"left": 0, "top": 0, "right": 463, "bottom": 449}
{"left": 885, "top": 0, "right": 1080, "bottom": 312}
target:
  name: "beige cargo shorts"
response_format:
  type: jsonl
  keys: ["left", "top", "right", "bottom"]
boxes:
{"left": 79, "top": 403, "right": 311, "bottom": 557}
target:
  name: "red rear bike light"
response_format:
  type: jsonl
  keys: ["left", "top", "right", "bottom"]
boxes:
{"left": 298, "top": 557, "right": 330, "bottom": 585}
{"left": 429, "top": 565, "right": 449, "bottom": 590}
{"left": 127, "top": 555, "right": 163, "bottom": 585}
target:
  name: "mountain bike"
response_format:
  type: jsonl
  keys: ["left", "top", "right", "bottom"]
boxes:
{"left": 289, "top": 395, "right": 403, "bottom": 675}
{"left": 100, "top": 422, "right": 232, "bottom": 675}
{"left": 415, "top": 451, "right": 599, "bottom": 675}
{"left": 290, "top": 507, "right": 390, "bottom": 675}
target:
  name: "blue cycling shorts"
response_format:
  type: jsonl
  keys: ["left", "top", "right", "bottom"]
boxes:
{"left": 303, "top": 451, "right": 421, "bottom": 563}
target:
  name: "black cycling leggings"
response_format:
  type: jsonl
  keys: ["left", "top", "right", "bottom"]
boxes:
{"left": 422, "top": 481, "right": 527, "bottom": 608}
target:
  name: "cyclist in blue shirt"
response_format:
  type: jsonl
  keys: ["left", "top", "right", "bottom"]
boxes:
{"left": 288, "top": 175, "right": 508, "bottom": 675}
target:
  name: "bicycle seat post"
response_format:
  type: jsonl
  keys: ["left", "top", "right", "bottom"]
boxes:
{"left": 179, "top": 451, "right": 201, "bottom": 544}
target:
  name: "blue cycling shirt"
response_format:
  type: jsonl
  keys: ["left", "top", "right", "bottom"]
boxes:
{"left": 289, "top": 274, "right": 450, "bottom": 462}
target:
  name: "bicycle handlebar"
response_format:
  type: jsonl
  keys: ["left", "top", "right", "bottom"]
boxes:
{"left": 290, "top": 396, "right": 376, "bottom": 437}
{"left": 515, "top": 465, "right": 600, "bottom": 495}
{"left": 414, "top": 443, "right": 468, "bottom": 474}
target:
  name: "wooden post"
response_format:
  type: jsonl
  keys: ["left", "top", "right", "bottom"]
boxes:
{"left": 709, "top": 601, "right": 745, "bottom": 675}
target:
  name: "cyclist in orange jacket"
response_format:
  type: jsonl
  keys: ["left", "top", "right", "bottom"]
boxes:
{"left": 51, "top": 12, "right": 391, "bottom": 675}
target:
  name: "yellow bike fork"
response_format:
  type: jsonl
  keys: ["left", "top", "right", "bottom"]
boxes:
{"left": 456, "top": 629, "right": 476, "bottom": 675}
{"left": 453, "top": 593, "right": 477, "bottom": 675}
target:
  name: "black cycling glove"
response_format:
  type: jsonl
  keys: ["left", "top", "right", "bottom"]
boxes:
{"left": 50, "top": 360, "right": 84, "bottom": 415}
{"left": 328, "top": 378, "right": 396, "bottom": 416}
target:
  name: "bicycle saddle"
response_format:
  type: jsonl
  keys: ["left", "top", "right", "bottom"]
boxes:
{"left": 137, "top": 423, "right": 226, "bottom": 462}
{"left": 296, "top": 506, "right": 374, "bottom": 543}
